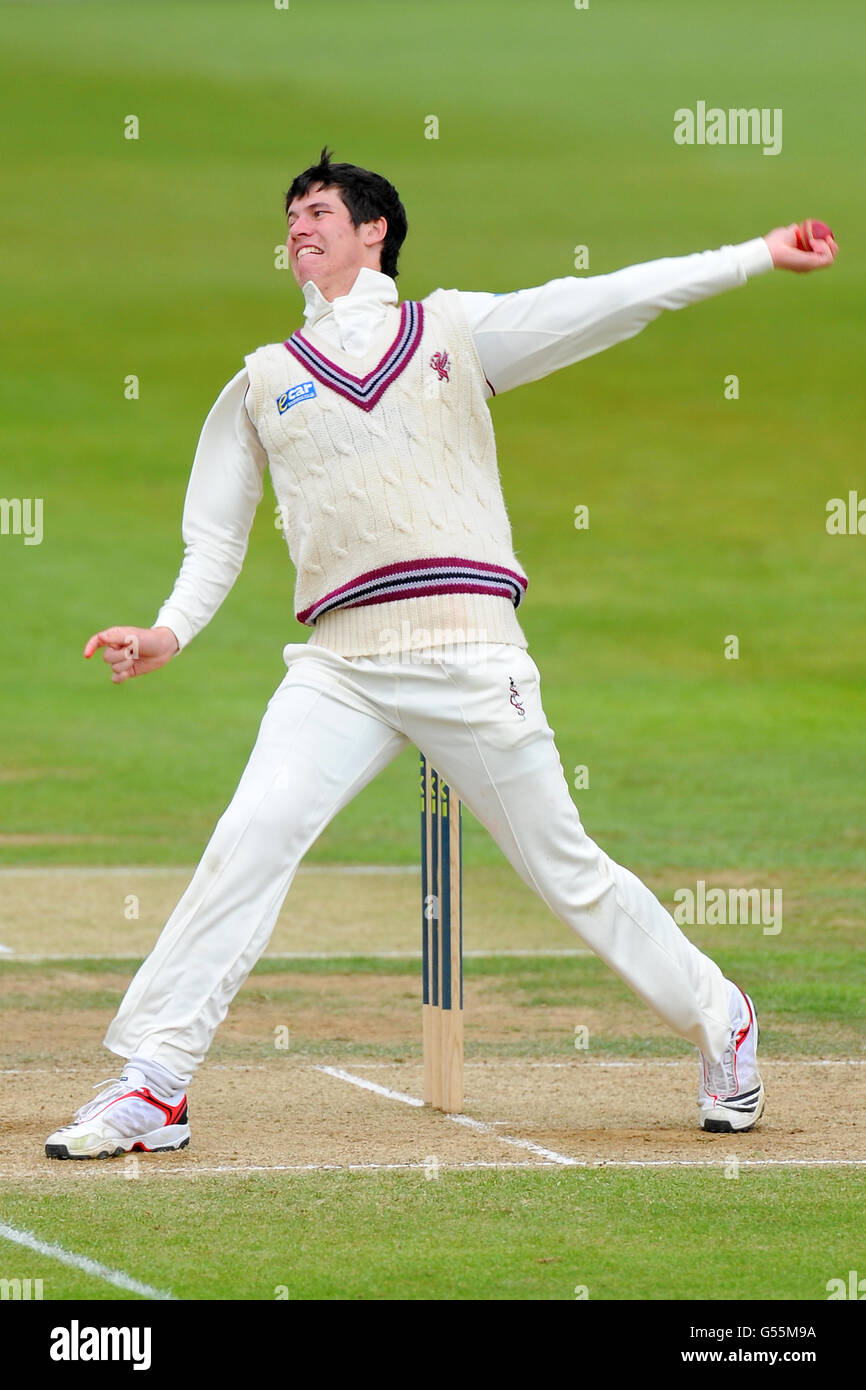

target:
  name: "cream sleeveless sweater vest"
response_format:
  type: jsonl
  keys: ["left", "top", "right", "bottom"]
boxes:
{"left": 244, "top": 287, "right": 528, "bottom": 656}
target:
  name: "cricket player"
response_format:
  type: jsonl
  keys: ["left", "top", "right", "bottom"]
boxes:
{"left": 45, "top": 149, "right": 837, "bottom": 1158}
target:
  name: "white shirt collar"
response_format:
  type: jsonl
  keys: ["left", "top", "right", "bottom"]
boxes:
{"left": 301, "top": 267, "right": 399, "bottom": 358}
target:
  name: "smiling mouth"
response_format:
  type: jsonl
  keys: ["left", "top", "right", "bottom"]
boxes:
{"left": 296, "top": 247, "right": 324, "bottom": 260}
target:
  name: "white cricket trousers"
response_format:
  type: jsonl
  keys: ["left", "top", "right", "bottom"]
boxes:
{"left": 105, "top": 641, "right": 732, "bottom": 1082}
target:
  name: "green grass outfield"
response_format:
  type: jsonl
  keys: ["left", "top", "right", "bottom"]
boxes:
{"left": 1, "top": 0, "right": 864, "bottom": 870}
{"left": 1, "top": 1170, "right": 861, "bottom": 1302}
{"left": 1, "top": 0, "right": 863, "bottom": 1305}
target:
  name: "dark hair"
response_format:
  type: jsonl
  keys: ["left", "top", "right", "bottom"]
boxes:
{"left": 285, "top": 147, "right": 408, "bottom": 279}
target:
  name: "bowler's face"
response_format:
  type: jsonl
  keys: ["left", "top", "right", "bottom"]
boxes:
{"left": 286, "top": 184, "right": 370, "bottom": 296}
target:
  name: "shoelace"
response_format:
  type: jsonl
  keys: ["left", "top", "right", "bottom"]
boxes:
{"left": 73, "top": 1077, "right": 131, "bottom": 1122}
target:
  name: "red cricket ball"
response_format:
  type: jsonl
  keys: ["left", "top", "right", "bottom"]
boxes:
{"left": 796, "top": 219, "right": 835, "bottom": 251}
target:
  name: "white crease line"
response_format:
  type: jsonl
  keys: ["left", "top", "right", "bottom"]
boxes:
{"left": 4, "top": 1058, "right": 864, "bottom": 1079}
{"left": 526, "top": 1059, "right": 866, "bottom": 1069}
{"left": 59, "top": 1160, "right": 555, "bottom": 1177}
{"left": 168, "top": 1160, "right": 552, "bottom": 1174}
{"left": 464, "top": 949, "right": 591, "bottom": 957}
{"left": 0, "top": 864, "right": 420, "bottom": 878}
{"left": 311, "top": 866, "right": 419, "bottom": 876}
{"left": 0, "top": 955, "right": 145, "bottom": 963}
{"left": 598, "top": 1159, "right": 866, "bottom": 1168}
{"left": 316, "top": 1066, "right": 424, "bottom": 1107}
{"left": 449, "top": 1113, "right": 580, "bottom": 1166}
{"left": 333, "top": 1059, "right": 841, "bottom": 1071}
{"left": 3, "top": 1156, "right": 864, "bottom": 1180}
{"left": 317, "top": 1065, "right": 580, "bottom": 1165}
{"left": 1, "top": 1065, "right": 271, "bottom": 1076}
{"left": 0, "top": 1221, "right": 176, "bottom": 1300}
{"left": 0, "top": 948, "right": 590, "bottom": 962}
{"left": 315, "top": 1066, "right": 866, "bottom": 1171}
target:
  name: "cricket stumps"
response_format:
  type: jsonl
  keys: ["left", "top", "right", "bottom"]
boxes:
{"left": 420, "top": 754, "right": 464, "bottom": 1112}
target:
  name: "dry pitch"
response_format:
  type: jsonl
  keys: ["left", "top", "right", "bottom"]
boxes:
{"left": 2, "top": 867, "right": 862, "bottom": 1181}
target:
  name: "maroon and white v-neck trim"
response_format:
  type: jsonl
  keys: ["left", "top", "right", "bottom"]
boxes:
{"left": 285, "top": 300, "right": 425, "bottom": 412}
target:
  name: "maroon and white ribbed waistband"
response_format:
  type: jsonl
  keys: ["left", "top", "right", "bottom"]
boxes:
{"left": 297, "top": 557, "right": 528, "bottom": 627}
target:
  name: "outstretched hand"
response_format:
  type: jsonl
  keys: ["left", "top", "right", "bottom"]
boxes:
{"left": 84, "top": 625, "right": 179, "bottom": 684}
{"left": 764, "top": 222, "right": 838, "bottom": 273}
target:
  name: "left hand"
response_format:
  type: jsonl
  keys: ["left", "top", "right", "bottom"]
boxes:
{"left": 763, "top": 223, "right": 838, "bottom": 273}
{"left": 83, "top": 624, "right": 179, "bottom": 684}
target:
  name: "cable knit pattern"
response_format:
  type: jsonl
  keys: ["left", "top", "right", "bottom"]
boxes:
{"left": 245, "top": 289, "right": 528, "bottom": 656}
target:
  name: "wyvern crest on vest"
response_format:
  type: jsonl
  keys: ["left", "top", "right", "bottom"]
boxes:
{"left": 430, "top": 350, "right": 450, "bottom": 382}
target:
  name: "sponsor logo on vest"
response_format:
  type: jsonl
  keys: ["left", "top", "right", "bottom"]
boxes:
{"left": 509, "top": 677, "right": 526, "bottom": 717}
{"left": 430, "top": 350, "right": 450, "bottom": 382}
{"left": 276, "top": 381, "right": 317, "bottom": 414}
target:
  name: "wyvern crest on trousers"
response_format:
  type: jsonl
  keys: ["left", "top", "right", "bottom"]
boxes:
{"left": 284, "top": 300, "right": 425, "bottom": 412}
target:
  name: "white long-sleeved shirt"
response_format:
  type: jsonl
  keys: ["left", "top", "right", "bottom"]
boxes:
{"left": 155, "top": 237, "right": 774, "bottom": 650}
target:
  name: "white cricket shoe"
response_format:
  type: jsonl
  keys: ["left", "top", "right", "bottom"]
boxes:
{"left": 45, "top": 1074, "right": 190, "bottom": 1160}
{"left": 699, "top": 986, "right": 765, "bottom": 1133}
